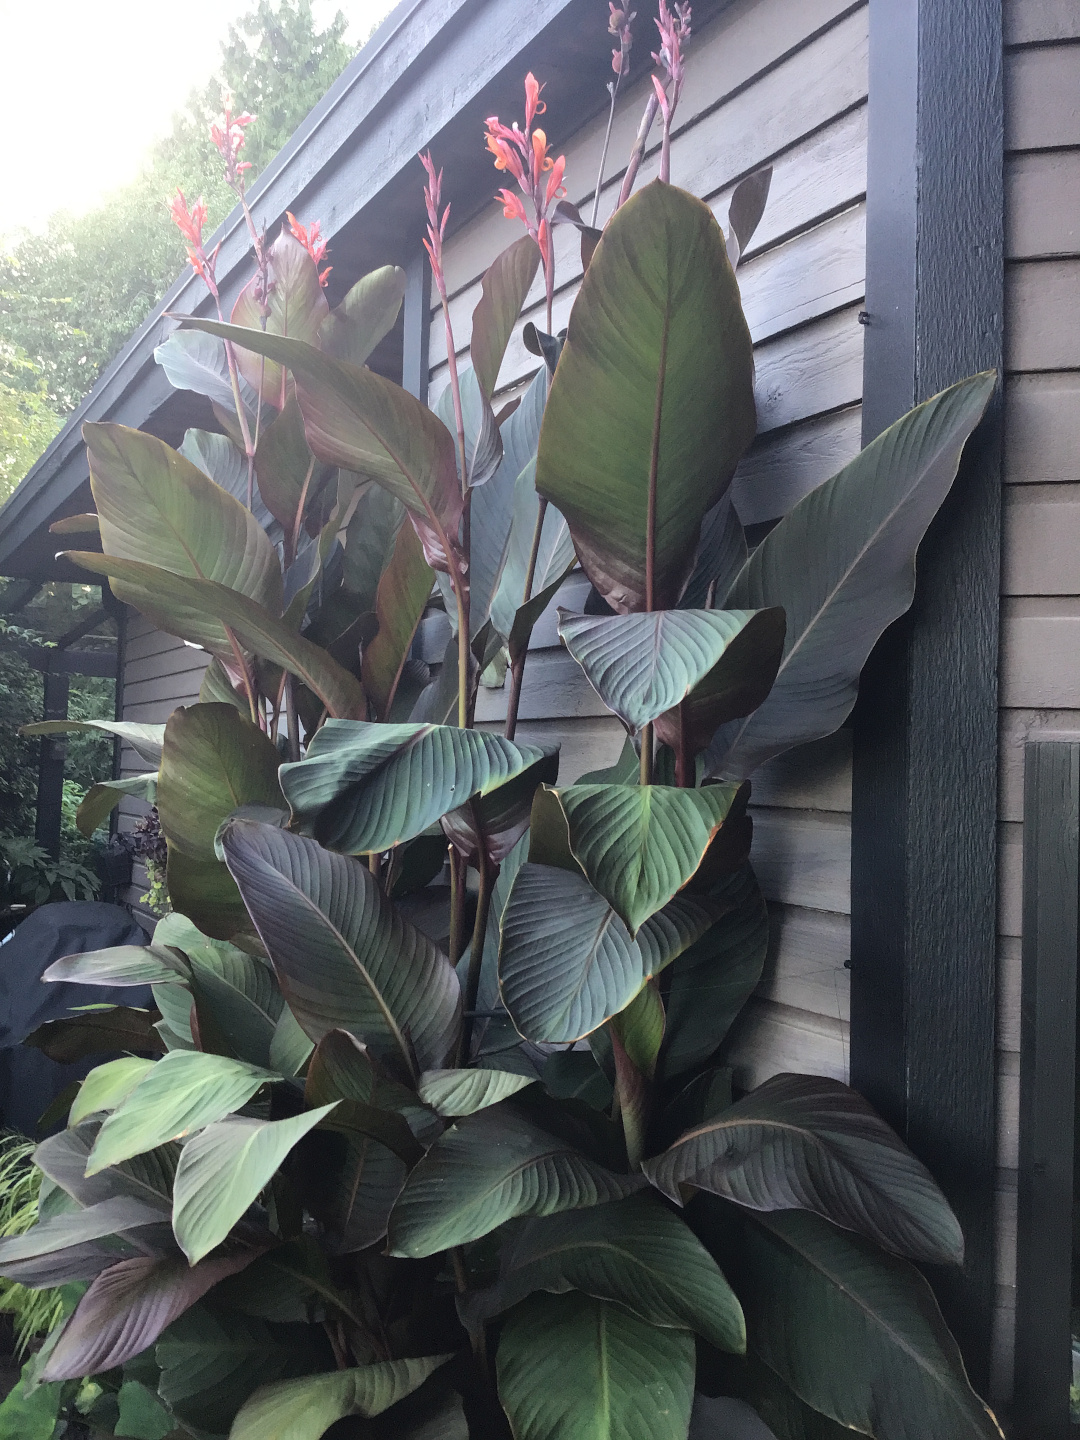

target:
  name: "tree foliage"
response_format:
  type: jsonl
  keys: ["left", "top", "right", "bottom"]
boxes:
{"left": 0, "top": 1, "right": 355, "bottom": 435}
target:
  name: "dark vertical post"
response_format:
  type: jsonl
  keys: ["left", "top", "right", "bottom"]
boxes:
{"left": 402, "top": 250, "right": 431, "bottom": 402}
{"left": 34, "top": 667, "right": 69, "bottom": 859}
{"left": 1013, "top": 740, "right": 1080, "bottom": 1439}
{"left": 849, "top": 0, "right": 1004, "bottom": 1386}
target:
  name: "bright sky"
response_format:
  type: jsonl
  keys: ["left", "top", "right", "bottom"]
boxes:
{"left": 0, "top": 0, "right": 395, "bottom": 240}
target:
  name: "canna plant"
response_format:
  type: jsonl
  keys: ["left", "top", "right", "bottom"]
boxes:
{"left": 9, "top": 42, "right": 1004, "bottom": 1440}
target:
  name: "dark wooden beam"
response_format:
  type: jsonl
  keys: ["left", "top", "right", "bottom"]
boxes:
{"left": 1013, "top": 739, "right": 1080, "bottom": 1439}
{"left": 849, "top": 0, "right": 1004, "bottom": 1388}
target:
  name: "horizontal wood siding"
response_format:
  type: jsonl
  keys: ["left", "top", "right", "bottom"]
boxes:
{"left": 994, "top": 7, "right": 1080, "bottom": 1398}
{"left": 117, "top": 611, "right": 207, "bottom": 913}
{"left": 430, "top": 0, "right": 867, "bottom": 1090}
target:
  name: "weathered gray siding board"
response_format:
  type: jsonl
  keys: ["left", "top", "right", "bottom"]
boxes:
{"left": 1004, "top": 373, "right": 1080, "bottom": 483}
{"left": 1007, "top": 150, "right": 1080, "bottom": 257}
{"left": 1006, "top": 258, "right": 1080, "bottom": 371}
{"left": 1002, "top": 485, "right": 1080, "bottom": 593}
{"left": 752, "top": 304, "right": 864, "bottom": 434}
{"left": 1006, "top": 41, "right": 1080, "bottom": 151}
{"left": 1000, "top": 603, "right": 1080, "bottom": 708}
{"left": 1006, "top": 0, "right": 1080, "bottom": 45}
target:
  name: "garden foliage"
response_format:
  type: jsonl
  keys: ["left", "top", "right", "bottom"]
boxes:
{"left": 4, "top": 27, "right": 1002, "bottom": 1440}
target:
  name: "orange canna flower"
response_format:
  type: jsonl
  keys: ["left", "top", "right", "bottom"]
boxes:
{"left": 168, "top": 189, "right": 219, "bottom": 296}
{"left": 286, "top": 212, "right": 332, "bottom": 287}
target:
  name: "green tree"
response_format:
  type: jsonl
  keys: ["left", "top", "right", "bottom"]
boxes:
{"left": 0, "top": 0, "right": 355, "bottom": 422}
{"left": 0, "top": 342, "right": 62, "bottom": 503}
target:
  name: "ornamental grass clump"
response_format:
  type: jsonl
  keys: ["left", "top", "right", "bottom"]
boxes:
{"left": 8, "top": 31, "right": 1001, "bottom": 1440}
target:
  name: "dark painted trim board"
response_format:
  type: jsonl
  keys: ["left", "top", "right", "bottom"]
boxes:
{"left": 850, "top": 0, "right": 1004, "bottom": 1389}
{"left": 1014, "top": 739, "right": 1080, "bottom": 1439}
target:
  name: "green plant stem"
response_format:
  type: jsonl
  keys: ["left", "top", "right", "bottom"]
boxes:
{"left": 448, "top": 846, "right": 467, "bottom": 971}
{"left": 504, "top": 498, "right": 547, "bottom": 741}
{"left": 461, "top": 849, "right": 496, "bottom": 1062}
{"left": 591, "top": 78, "right": 622, "bottom": 228}
{"left": 456, "top": 570, "right": 471, "bottom": 731}
{"left": 288, "top": 457, "right": 317, "bottom": 568}
{"left": 675, "top": 701, "right": 690, "bottom": 786}
{"left": 640, "top": 722, "right": 654, "bottom": 785}
{"left": 226, "top": 626, "right": 259, "bottom": 726}
{"left": 617, "top": 92, "right": 660, "bottom": 210}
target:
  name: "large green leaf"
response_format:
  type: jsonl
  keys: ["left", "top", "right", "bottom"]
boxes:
{"left": 279, "top": 720, "right": 551, "bottom": 854}
{"left": 153, "top": 329, "right": 257, "bottom": 430}
{"left": 499, "top": 862, "right": 716, "bottom": 1043}
{"left": 71, "top": 1057, "right": 156, "bottom": 1125}
{"left": 710, "top": 373, "right": 997, "bottom": 778}
{"left": 435, "top": 361, "right": 502, "bottom": 491}
{"left": 19, "top": 719, "right": 165, "bottom": 765}
{"left": 338, "top": 483, "right": 405, "bottom": 610}
{"left": 180, "top": 927, "right": 287, "bottom": 1069}
{"left": 679, "top": 493, "right": 747, "bottom": 612}
{"left": 155, "top": 1305, "right": 300, "bottom": 1435}
{"left": 472, "top": 236, "right": 541, "bottom": 400}
{"left": 496, "top": 1290, "right": 696, "bottom": 1440}
{"left": 254, "top": 395, "right": 321, "bottom": 536}
{"left": 418, "top": 1067, "right": 535, "bottom": 1116}
{"left": 181, "top": 318, "right": 465, "bottom": 572}
{"left": 659, "top": 865, "right": 769, "bottom": 1081}
{"left": 40, "top": 1248, "right": 261, "bottom": 1381}
{"left": 155, "top": 703, "right": 284, "bottom": 942}
{"left": 74, "top": 772, "right": 157, "bottom": 838}
{"left": 43, "top": 944, "right": 189, "bottom": 988}
{"left": 549, "top": 783, "right": 739, "bottom": 935}
{"left": 172, "top": 1106, "right": 335, "bottom": 1263}
{"left": 229, "top": 1355, "right": 452, "bottom": 1440}
{"left": 24, "top": 1007, "right": 162, "bottom": 1064}
{"left": 36, "top": 1123, "right": 178, "bottom": 1212}
{"left": 387, "top": 1103, "right": 644, "bottom": 1257}
{"left": 66, "top": 551, "right": 367, "bottom": 719}
{"left": 462, "top": 1191, "right": 744, "bottom": 1353}
{"left": 0, "top": 1197, "right": 173, "bottom": 1286}
{"left": 644, "top": 1073, "right": 963, "bottom": 1267}
{"left": 558, "top": 608, "right": 782, "bottom": 739}
{"left": 219, "top": 819, "right": 460, "bottom": 1075}
{"left": 319, "top": 264, "right": 407, "bottom": 368}
{"left": 361, "top": 518, "right": 434, "bottom": 720}
{"left": 86, "top": 1050, "right": 278, "bottom": 1174}
{"left": 726, "top": 1209, "right": 1004, "bottom": 1439}
{"left": 536, "top": 181, "right": 755, "bottom": 613}
{"left": 231, "top": 231, "right": 329, "bottom": 403}
{"left": 82, "top": 422, "right": 282, "bottom": 658}
{"left": 304, "top": 1028, "right": 423, "bottom": 1163}
{"left": 180, "top": 426, "right": 275, "bottom": 534}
